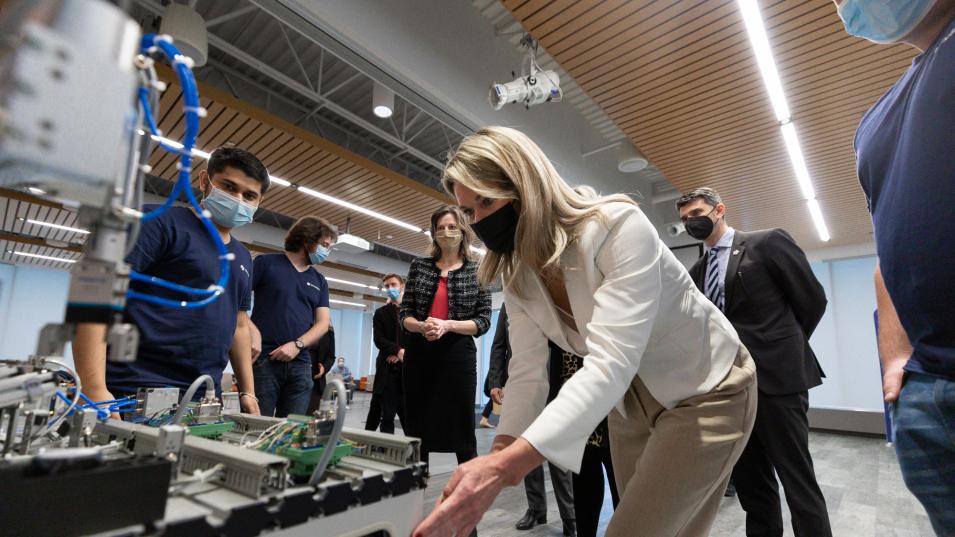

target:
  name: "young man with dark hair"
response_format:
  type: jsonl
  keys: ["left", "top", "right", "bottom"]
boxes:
{"left": 365, "top": 273, "right": 407, "bottom": 434}
{"left": 248, "top": 216, "right": 337, "bottom": 417}
{"left": 677, "top": 187, "right": 830, "bottom": 537}
{"left": 74, "top": 147, "right": 270, "bottom": 415}
{"left": 833, "top": 1, "right": 955, "bottom": 533}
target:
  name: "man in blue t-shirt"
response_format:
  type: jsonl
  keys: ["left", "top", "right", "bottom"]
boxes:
{"left": 836, "top": 1, "right": 955, "bottom": 533}
{"left": 74, "top": 147, "right": 270, "bottom": 417}
{"left": 248, "top": 216, "right": 336, "bottom": 417}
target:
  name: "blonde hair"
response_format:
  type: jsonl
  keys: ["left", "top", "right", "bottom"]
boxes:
{"left": 442, "top": 126, "right": 636, "bottom": 295}
{"left": 428, "top": 205, "right": 474, "bottom": 262}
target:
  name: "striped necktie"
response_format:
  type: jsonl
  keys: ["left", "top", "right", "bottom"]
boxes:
{"left": 705, "top": 247, "right": 724, "bottom": 311}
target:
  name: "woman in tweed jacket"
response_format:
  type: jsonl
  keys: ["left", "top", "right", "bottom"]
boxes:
{"left": 401, "top": 206, "right": 491, "bottom": 470}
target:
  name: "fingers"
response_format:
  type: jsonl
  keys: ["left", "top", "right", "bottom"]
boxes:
{"left": 884, "top": 368, "right": 904, "bottom": 402}
{"left": 413, "top": 494, "right": 460, "bottom": 537}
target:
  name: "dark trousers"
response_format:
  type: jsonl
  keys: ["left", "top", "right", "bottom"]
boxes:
{"left": 253, "top": 359, "right": 313, "bottom": 418}
{"left": 524, "top": 461, "right": 575, "bottom": 524}
{"left": 733, "top": 391, "right": 832, "bottom": 537}
{"left": 481, "top": 400, "right": 493, "bottom": 419}
{"left": 365, "top": 393, "right": 382, "bottom": 431}
{"left": 573, "top": 442, "right": 619, "bottom": 537}
{"left": 366, "top": 373, "right": 405, "bottom": 434}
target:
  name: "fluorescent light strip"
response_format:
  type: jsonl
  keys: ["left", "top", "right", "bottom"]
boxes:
{"left": 27, "top": 187, "right": 46, "bottom": 195}
{"left": 779, "top": 122, "right": 816, "bottom": 201}
{"left": 24, "top": 218, "right": 90, "bottom": 235}
{"left": 330, "top": 299, "right": 366, "bottom": 308}
{"left": 737, "top": 0, "right": 790, "bottom": 122}
{"left": 11, "top": 251, "right": 77, "bottom": 263}
{"left": 298, "top": 186, "right": 422, "bottom": 233}
{"left": 737, "top": 0, "right": 830, "bottom": 241}
{"left": 326, "top": 276, "right": 378, "bottom": 290}
{"left": 806, "top": 199, "right": 831, "bottom": 242}
{"left": 141, "top": 133, "right": 425, "bottom": 235}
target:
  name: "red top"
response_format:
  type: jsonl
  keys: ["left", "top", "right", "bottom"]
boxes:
{"left": 428, "top": 277, "right": 449, "bottom": 320}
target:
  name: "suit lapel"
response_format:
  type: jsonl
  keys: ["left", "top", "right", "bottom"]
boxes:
{"left": 723, "top": 231, "right": 747, "bottom": 310}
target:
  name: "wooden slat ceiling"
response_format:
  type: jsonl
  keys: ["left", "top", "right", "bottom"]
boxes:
{"left": 505, "top": 0, "right": 916, "bottom": 248}
{"left": 0, "top": 190, "right": 384, "bottom": 304}
{"left": 149, "top": 71, "right": 451, "bottom": 256}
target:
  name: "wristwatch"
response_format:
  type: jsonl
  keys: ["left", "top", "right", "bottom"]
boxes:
{"left": 294, "top": 339, "right": 306, "bottom": 350}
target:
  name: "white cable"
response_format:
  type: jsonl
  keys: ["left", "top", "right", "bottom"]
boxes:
{"left": 308, "top": 379, "right": 347, "bottom": 487}
{"left": 32, "top": 358, "right": 82, "bottom": 441}
{"left": 172, "top": 374, "right": 214, "bottom": 425}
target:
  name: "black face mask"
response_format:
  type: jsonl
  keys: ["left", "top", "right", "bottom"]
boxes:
{"left": 471, "top": 202, "right": 518, "bottom": 254}
{"left": 684, "top": 207, "right": 718, "bottom": 241}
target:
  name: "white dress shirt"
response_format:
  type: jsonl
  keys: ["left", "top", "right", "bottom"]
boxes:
{"left": 705, "top": 227, "right": 735, "bottom": 302}
{"left": 496, "top": 202, "right": 741, "bottom": 472}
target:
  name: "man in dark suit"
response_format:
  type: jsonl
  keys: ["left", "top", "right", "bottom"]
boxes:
{"left": 490, "top": 305, "right": 576, "bottom": 537}
{"left": 677, "top": 187, "right": 831, "bottom": 537}
{"left": 365, "top": 273, "right": 406, "bottom": 434}
{"left": 307, "top": 325, "right": 336, "bottom": 414}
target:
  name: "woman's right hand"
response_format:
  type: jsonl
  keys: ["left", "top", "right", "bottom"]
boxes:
{"left": 490, "top": 388, "right": 504, "bottom": 405}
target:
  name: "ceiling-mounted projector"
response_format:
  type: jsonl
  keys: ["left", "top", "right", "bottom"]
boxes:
{"left": 489, "top": 69, "right": 562, "bottom": 110}
{"left": 489, "top": 34, "right": 562, "bottom": 110}
{"left": 332, "top": 233, "right": 371, "bottom": 254}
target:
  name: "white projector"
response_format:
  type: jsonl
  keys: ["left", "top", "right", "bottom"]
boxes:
{"left": 333, "top": 233, "right": 372, "bottom": 254}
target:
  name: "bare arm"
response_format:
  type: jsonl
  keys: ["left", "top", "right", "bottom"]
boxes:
{"left": 74, "top": 323, "right": 112, "bottom": 402}
{"left": 875, "top": 262, "right": 912, "bottom": 402}
{"left": 299, "top": 307, "right": 331, "bottom": 348}
{"left": 403, "top": 316, "right": 427, "bottom": 333}
{"left": 248, "top": 319, "right": 262, "bottom": 362}
{"left": 444, "top": 319, "right": 479, "bottom": 336}
{"left": 230, "top": 312, "right": 259, "bottom": 414}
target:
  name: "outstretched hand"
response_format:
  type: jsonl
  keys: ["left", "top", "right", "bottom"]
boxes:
{"left": 413, "top": 454, "right": 507, "bottom": 537}
{"left": 413, "top": 437, "right": 543, "bottom": 537}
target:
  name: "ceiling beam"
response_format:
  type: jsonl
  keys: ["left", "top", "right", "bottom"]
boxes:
{"left": 0, "top": 231, "right": 83, "bottom": 253}
{"left": 154, "top": 63, "right": 453, "bottom": 205}
{"left": 133, "top": 0, "right": 451, "bottom": 176}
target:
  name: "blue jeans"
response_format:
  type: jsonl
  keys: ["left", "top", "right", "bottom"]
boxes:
{"left": 253, "top": 358, "right": 314, "bottom": 418}
{"left": 893, "top": 372, "right": 955, "bottom": 536}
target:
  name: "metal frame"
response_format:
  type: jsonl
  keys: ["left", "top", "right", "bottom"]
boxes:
{"left": 130, "top": 0, "right": 467, "bottom": 189}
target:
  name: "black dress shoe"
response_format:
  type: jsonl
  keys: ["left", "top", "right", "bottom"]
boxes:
{"left": 724, "top": 481, "right": 737, "bottom": 497}
{"left": 562, "top": 520, "right": 577, "bottom": 536}
{"left": 515, "top": 510, "right": 546, "bottom": 530}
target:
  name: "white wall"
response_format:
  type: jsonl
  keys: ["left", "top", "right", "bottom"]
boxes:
{"left": 0, "top": 264, "right": 71, "bottom": 362}
{"left": 808, "top": 255, "right": 884, "bottom": 412}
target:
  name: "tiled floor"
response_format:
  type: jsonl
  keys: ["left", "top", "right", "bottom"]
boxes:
{"left": 342, "top": 392, "right": 934, "bottom": 536}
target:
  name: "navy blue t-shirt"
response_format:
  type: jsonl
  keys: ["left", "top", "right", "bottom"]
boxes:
{"left": 250, "top": 254, "right": 330, "bottom": 362}
{"left": 107, "top": 205, "right": 253, "bottom": 394}
{"left": 855, "top": 18, "right": 955, "bottom": 381}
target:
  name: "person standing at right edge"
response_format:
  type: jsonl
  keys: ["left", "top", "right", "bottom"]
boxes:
{"left": 400, "top": 206, "right": 491, "bottom": 474}
{"left": 836, "top": 1, "right": 955, "bottom": 534}
{"left": 678, "top": 187, "right": 831, "bottom": 537}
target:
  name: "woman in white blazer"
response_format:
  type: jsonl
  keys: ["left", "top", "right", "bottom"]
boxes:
{"left": 413, "top": 127, "right": 758, "bottom": 537}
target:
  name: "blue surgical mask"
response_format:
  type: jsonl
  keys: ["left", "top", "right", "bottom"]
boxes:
{"left": 386, "top": 287, "right": 401, "bottom": 301}
{"left": 309, "top": 245, "right": 330, "bottom": 265}
{"left": 203, "top": 187, "right": 257, "bottom": 228}
{"left": 837, "top": 0, "right": 936, "bottom": 44}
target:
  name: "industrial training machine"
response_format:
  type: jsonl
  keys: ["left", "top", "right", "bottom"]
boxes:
{"left": 0, "top": 1, "right": 427, "bottom": 535}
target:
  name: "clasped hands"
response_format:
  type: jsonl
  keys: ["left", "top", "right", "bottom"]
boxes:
{"left": 422, "top": 317, "right": 450, "bottom": 341}
{"left": 386, "top": 348, "right": 405, "bottom": 364}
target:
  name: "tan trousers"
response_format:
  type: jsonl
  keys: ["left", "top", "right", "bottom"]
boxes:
{"left": 606, "top": 348, "right": 758, "bottom": 537}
